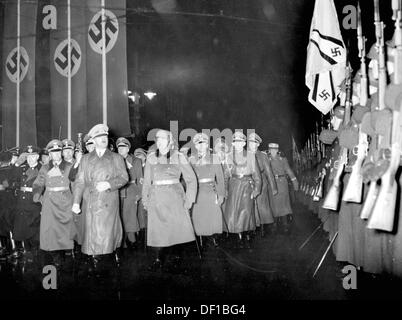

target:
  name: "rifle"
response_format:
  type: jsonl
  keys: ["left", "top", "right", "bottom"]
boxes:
{"left": 357, "top": 1, "right": 369, "bottom": 107}
{"left": 367, "top": 0, "right": 402, "bottom": 231}
{"left": 360, "top": 0, "right": 388, "bottom": 219}
{"left": 313, "top": 167, "right": 326, "bottom": 201}
{"left": 322, "top": 65, "right": 352, "bottom": 211}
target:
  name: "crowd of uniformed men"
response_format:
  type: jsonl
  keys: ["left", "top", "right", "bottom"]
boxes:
{"left": 0, "top": 124, "right": 298, "bottom": 273}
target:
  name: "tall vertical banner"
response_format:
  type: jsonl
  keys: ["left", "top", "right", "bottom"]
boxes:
{"left": 86, "top": 0, "right": 130, "bottom": 136}
{"left": 2, "top": 0, "right": 38, "bottom": 148}
{"left": 305, "top": 0, "right": 346, "bottom": 115}
{"left": 49, "top": 0, "right": 87, "bottom": 139}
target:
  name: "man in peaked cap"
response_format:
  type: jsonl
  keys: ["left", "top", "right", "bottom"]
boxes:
{"left": 268, "top": 142, "right": 298, "bottom": 234}
{"left": 11, "top": 145, "right": 42, "bottom": 262}
{"left": 62, "top": 139, "right": 76, "bottom": 164}
{"left": 133, "top": 148, "right": 147, "bottom": 244}
{"left": 83, "top": 134, "right": 95, "bottom": 153}
{"left": 116, "top": 137, "right": 142, "bottom": 249}
{"left": 248, "top": 133, "right": 278, "bottom": 237}
{"left": 224, "top": 131, "right": 261, "bottom": 248}
{"left": 72, "top": 124, "right": 128, "bottom": 274}
{"left": 189, "top": 132, "right": 225, "bottom": 250}
{"left": 32, "top": 139, "right": 74, "bottom": 268}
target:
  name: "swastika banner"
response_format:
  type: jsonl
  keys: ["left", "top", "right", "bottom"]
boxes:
{"left": 86, "top": 0, "right": 130, "bottom": 136}
{"left": 1, "top": 0, "right": 38, "bottom": 148}
{"left": 49, "top": 0, "right": 87, "bottom": 140}
{"left": 305, "top": 0, "right": 346, "bottom": 115}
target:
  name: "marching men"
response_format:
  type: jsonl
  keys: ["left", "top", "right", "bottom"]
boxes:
{"left": 142, "top": 129, "right": 197, "bottom": 271}
{"left": 224, "top": 132, "right": 262, "bottom": 248}
{"left": 189, "top": 133, "right": 225, "bottom": 248}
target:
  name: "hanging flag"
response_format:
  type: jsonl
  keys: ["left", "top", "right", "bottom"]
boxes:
{"left": 49, "top": 0, "right": 87, "bottom": 140}
{"left": 305, "top": 0, "right": 346, "bottom": 114}
{"left": 86, "top": 0, "right": 130, "bottom": 136}
{"left": 1, "top": 0, "right": 38, "bottom": 148}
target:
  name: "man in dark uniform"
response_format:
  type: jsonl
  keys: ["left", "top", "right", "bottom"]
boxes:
{"left": 116, "top": 137, "right": 142, "bottom": 248}
{"left": 0, "top": 151, "right": 18, "bottom": 259}
{"left": 12, "top": 146, "right": 42, "bottom": 262}
{"left": 0, "top": 149, "right": 20, "bottom": 259}
{"left": 268, "top": 143, "right": 299, "bottom": 234}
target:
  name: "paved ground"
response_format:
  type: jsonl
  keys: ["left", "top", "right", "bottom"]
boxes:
{"left": 1, "top": 201, "right": 401, "bottom": 300}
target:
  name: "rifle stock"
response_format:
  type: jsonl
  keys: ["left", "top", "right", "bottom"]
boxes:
{"left": 360, "top": 181, "right": 379, "bottom": 219}
{"left": 322, "top": 151, "right": 345, "bottom": 211}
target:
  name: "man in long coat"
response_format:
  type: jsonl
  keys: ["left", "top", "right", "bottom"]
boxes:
{"left": 12, "top": 146, "right": 42, "bottom": 262}
{"left": 224, "top": 132, "right": 262, "bottom": 248}
{"left": 33, "top": 140, "right": 74, "bottom": 267}
{"left": 116, "top": 137, "right": 142, "bottom": 248}
{"left": 72, "top": 124, "right": 128, "bottom": 268}
{"left": 247, "top": 133, "right": 278, "bottom": 236}
{"left": 268, "top": 143, "right": 299, "bottom": 234}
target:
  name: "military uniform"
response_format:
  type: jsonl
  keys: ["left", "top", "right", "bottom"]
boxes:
{"left": 248, "top": 133, "right": 278, "bottom": 229}
{"left": 12, "top": 146, "right": 42, "bottom": 252}
{"left": 189, "top": 133, "right": 225, "bottom": 239}
{"left": 73, "top": 124, "right": 128, "bottom": 256}
{"left": 224, "top": 132, "right": 262, "bottom": 240}
{"left": 142, "top": 137, "right": 197, "bottom": 248}
{"left": 134, "top": 148, "right": 147, "bottom": 231}
{"left": 268, "top": 143, "right": 298, "bottom": 223}
{"left": 33, "top": 140, "right": 74, "bottom": 252}
{"left": 117, "top": 137, "right": 142, "bottom": 245}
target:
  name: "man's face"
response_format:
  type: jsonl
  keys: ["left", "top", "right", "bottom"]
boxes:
{"left": 118, "top": 146, "right": 129, "bottom": 158}
{"left": 270, "top": 148, "right": 278, "bottom": 157}
{"left": 156, "top": 135, "right": 170, "bottom": 151}
{"left": 248, "top": 141, "right": 259, "bottom": 153}
{"left": 50, "top": 151, "right": 62, "bottom": 162}
{"left": 62, "top": 149, "right": 74, "bottom": 161}
{"left": 27, "top": 154, "right": 39, "bottom": 167}
{"left": 41, "top": 154, "right": 49, "bottom": 165}
{"left": 233, "top": 141, "right": 245, "bottom": 152}
{"left": 195, "top": 142, "right": 208, "bottom": 154}
{"left": 86, "top": 144, "right": 95, "bottom": 153}
{"left": 93, "top": 135, "right": 108, "bottom": 149}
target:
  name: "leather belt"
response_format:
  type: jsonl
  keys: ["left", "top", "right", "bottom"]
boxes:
{"left": 274, "top": 174, "right": 286, "bottom": 179}
{"left": 47, "top": 186, "right": 69, "bottom": 192}
{"left": 232, "top": 174, "right": 252, "bottom": 178}
{"left": 199, "top": 178, "right": 215, "bottom": 183}
{"left": 152, "top": 179, "right": 180, "bottom": 186}
{"left": 20, "top": 187, "right": 33, "bottom": 192}
{"left": 0, "top": 184, "right": 5, "bottom": 191}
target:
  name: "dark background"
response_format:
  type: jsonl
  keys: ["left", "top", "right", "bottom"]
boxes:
{"left": 0, "top": 0, "right": 397, "bottom": 156}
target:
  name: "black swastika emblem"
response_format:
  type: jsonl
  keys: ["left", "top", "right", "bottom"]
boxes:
{"left": 331, "top": 47, "right": 342, "bottom": 57}
{"left": 5, "top": 47, "right": 29, "bottom": 83}
{"left": 88, "top": 10, "right": 119, "bottom": 54}
{"left": 54, "top": 39, "right": 82, "bottom": 77}
{"left": 319, "top": 89, "right": 331, "bottom": 101}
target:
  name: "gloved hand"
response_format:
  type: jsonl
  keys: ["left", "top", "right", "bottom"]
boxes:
{"left": 72, "top": 203, "right": 81, "bottom": 214}
{"left": 251, "top": 190, "right": 260, "bottom": 199}
{"left": 217, "top": 195, "right": 225, "bottom": 206}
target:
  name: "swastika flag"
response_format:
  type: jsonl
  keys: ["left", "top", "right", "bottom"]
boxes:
{"left": 305, "top": 0, "right": 346, "bottom": 114}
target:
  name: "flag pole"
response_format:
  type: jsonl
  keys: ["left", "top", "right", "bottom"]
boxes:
{"left": 67, "top": 0, "right": 72, "bottom": 140}
{"left": 16, "top": 0, "right": 21, "bottom": 147}
{"left": 101, "top": 0, "right": 107, "bottom": 124}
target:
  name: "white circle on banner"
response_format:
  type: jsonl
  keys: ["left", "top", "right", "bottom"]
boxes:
{"left": 5, "top": 46, "right": 29, "bottom": 83}
{"left": 54, "top": 39, "right": 82, "bottom": 77}
{"left": 88, "top": 10, "right": 119, "bottom": 54}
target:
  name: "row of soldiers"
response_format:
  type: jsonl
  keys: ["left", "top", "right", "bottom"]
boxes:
{"left": 297, "top": 0, "right": 402, "bottom": 279}
{"left": 0, "top": 123, "right": 298, "bottom": 272}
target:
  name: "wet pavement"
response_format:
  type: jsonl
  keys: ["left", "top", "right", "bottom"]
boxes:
{"left": 1, "top": 201, "right": 402, "bottom": 300}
